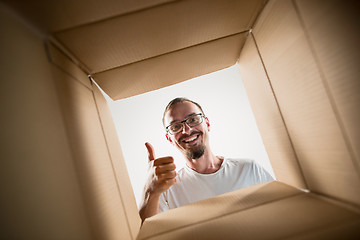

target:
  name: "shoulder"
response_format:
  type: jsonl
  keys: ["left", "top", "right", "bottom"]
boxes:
{"left": 225, "top": 158, "right": 254, "bottom": 167}
{"left": 224, "top": 158, "right": 275, "bottom": 180}
{"left": 176, "top": 166, "right": 188, "bottom": 178}
{"left": 226, "top": 158, "right": 265, "bottom": 171}
{"left": 221, "top": 158, "right": 254, "bottom": 175}
{"left": 172, "top": 166, "right": 193, "bottom": 185}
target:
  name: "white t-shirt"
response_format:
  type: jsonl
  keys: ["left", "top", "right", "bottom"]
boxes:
{"left": 159, "top": 158, "right": 275, "bottom": 213}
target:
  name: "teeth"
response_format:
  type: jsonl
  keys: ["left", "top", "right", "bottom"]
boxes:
{"left": 184, "top": 135, "right": 197, "bottom": 142}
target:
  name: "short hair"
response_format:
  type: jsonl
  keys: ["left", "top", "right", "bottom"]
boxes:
{"left": 162, "top": 97, "right": 205, "bottom": 126}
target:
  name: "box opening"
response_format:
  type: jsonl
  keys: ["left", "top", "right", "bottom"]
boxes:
{"left": 99, "top": 64, "right": 275, "bottom": 207}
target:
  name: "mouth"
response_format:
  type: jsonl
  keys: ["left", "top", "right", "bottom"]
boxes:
{"left": 181, "top": 133, "right": 201, "bottom": 145}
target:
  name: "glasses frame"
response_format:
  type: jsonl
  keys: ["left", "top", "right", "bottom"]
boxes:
{"left": 166, "top": 113, "right": 205, "bottom": 135}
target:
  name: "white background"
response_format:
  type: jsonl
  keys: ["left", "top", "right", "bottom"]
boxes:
{"left": 103, "top": 65, "right": 274, "bottom": 207}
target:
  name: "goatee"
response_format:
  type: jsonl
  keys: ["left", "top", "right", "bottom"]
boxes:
{"left": 186, "top": 145, "right": 206, "bottom": 159}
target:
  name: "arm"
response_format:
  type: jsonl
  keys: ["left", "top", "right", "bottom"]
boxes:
{"left": 139, "top": 191, "right": 162, "bottom": 222}
{"left": 139, "top": 142, "right": 177, "bottom": 223}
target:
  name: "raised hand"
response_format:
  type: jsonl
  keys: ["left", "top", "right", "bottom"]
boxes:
{"left": 139, "top": 142, "right": 177, "bottom": 221}
{"left": 145, "top": 142, "right": 177, "bottom": 194}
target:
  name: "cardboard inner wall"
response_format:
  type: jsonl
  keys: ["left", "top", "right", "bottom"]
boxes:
{"left": 91, "top": 81, "right": 141, "bottom": 238}
{"left": 238, "top": 0, "right": 360, "bottom": 206}
{"left": 92, "top": 33, "right": 246, "bottom": 100}
{"left": 1, "top": 0, "right": 360, "bottom": 239}
{"left": 139, "top": 181, "right": 360, "bottom": 239}
{"left": 238, "top": 34, "right": 306, "bottom": 189}
{"left": 0, "top": 5, "right": 92, "bottom": 239}
{"left": 295, "top": 0, "right": 360, "bottom": 171}
{"left": 1, "top": 0, "right": 174, "bottom": 32}
{"left": 53, "top": 0, "right": 263, "bottom": 74}
{"left": 0, "top": 3, "right": 140, "bottom": 239}
{"left": 50, "top": 50, "right": 139, "bottom": 240}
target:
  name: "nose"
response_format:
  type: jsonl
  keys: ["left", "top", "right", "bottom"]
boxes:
{"left": 181, "top": 122, "right": 191, "bottom": 134}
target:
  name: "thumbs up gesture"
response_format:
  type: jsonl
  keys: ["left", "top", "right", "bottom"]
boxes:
{"left": 144, "top": 142, "right": 177, "bottom": 195}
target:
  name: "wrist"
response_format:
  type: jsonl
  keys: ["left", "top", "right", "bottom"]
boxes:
{"left": 139, "top": 190, "right": 162, "bottom": 222}
{"left": 145, "top": 188, "right": 162, "bottom": 200}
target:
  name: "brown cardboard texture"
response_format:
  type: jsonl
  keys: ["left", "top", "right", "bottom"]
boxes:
{"left": 1, "top": 0, "right": 360, "bottom": 239}
{"left": 238, "top": 33, "right": 306, "bottom": 189}
{"left": 249, "top": 0, "right": 360, "bottom": 206}
{"left": 53, "top": 0, "right": 264, "bottom": 74}
{"left": 92, "top": 33, "right": 246, "bottom": 100}
{"left": 139, "top": 182, "right": 360, "bottom": 240}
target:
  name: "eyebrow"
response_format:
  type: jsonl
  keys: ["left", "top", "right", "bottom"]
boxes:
{"left": 169, "top": 113, "right": 198, "bottom": 125}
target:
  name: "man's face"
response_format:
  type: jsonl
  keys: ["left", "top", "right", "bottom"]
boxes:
{"left": 164, "top": 101, "right": 210, "bottom": 159}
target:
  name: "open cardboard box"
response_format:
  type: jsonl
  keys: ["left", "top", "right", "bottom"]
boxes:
{"left": 1, "top": 0, "right": 359, "bottom": 239}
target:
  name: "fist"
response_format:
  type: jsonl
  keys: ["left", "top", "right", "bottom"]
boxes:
{"left": 145, "top": 142, "right": 177, "bottom": 195}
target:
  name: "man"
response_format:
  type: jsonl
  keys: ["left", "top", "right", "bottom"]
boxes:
{"left": 139, "top": 98, "right": 274, "bottom": 222}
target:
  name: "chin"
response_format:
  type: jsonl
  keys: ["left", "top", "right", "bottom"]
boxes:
{"left": 185, "top": 146, "right": 206, "bottom": 159}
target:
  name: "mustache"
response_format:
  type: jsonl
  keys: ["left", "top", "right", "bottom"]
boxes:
{"left": 179, "top": 131, "right": 202, "bottom": 142}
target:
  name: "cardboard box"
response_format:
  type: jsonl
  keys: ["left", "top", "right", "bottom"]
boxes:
{"left": 1, "top": 0, "right": 359, "bottom": 239}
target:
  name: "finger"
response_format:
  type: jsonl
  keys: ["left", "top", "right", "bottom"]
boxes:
{"left": 154, "top": 156, "right": 174, "bottom": 166}
{"left": 165, "top": 178, "right": 177, "bottom": 186}
{"left": 145, "top": 142, "right": 155, "bottom": 162}
{"left": 159, "top": 177, "right": 177, "bottom": 189}
{"left": 158, "top": 171, "right": 177, "bottom": 180}
{"left": 155, "top": 163, "right": 176, "bottom": 174}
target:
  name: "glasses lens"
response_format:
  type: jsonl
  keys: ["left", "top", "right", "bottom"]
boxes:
{"left": 186, "top": 115, "right": 202, "bottom": 127}
{"left": 169, "top": 123, "right": 182, "bottom": 134}
{"left": 167, "top": 114, "right": 203, "bottom": 134}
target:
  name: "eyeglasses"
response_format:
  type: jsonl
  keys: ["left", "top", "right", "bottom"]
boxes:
{"left": 166, "top": 113, "right": 205, "bottom": 135}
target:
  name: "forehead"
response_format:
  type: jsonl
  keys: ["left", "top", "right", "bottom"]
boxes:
{"left": 164, "top": 101, "right": 202, "bottom": 125}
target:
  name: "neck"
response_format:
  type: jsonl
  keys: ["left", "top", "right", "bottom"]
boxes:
{"left": 185, "top": 149, "right": 223, "bottom": 174}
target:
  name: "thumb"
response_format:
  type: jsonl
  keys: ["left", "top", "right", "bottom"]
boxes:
{"left": 145, "top": 142, "right": 155, "bottom": 162}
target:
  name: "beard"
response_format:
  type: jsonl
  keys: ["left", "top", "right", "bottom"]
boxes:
{"left": 178, "top": 131, "right": 206, "bottom": 159}
{"left": 185, "top": 145, "right": 206, "bottom": 159}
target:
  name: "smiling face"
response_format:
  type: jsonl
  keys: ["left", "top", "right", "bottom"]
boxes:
{"left": 164, "top": 101, "right": 210, "bottom": 159}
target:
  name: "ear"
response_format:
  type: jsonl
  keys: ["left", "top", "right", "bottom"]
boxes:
{"left": 205, "top": 117, "right": 210, "bottom": 131}
{"left": 165, "top": 133, "right": 173, "bottom": 144}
